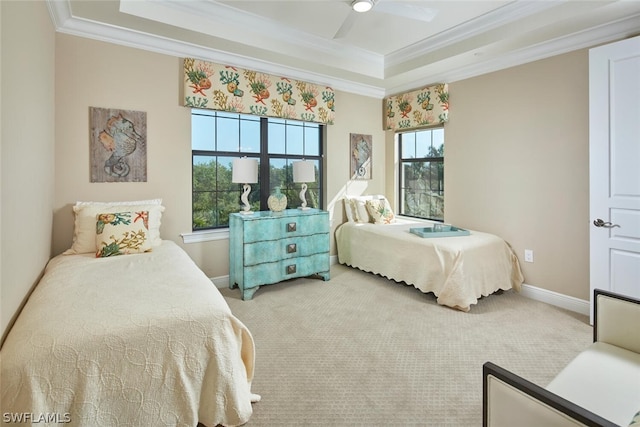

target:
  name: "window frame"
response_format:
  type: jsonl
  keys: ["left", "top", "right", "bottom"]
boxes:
{"left": 397, "top": 127, "right": 445, "bottom": 222}
{"left": 191, "top": 109, "right": 324, "bottom": 232}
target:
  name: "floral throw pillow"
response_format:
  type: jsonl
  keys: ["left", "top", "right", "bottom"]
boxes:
{"left": 95, "top": 211, "right": 151, "bottom": 257}
{"left": 629, "top": 410, "right": 640, "bottom": 426}
{"left": 365, "top": 198, "right": 396, "bottom": 224}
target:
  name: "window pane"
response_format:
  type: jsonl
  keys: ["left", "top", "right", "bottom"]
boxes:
{"left": 402, "top": 133, "right": 415, "bottom": 159}
{"left": 269, "top": 158, "right": 287, "bottom": 189}
{"left": 432, "top": 128, "right": 444, "bottom": 155}
{"left": 192, "top": 114, "right": 215, "bottom": 151}
{"left": 192, "top": 155, "right": 259, "bottom": 230}
{"left": 192, "top": 190, "right": 241, "bottom": 230}
{"left": 303, "top": 159, "right": 320, "bottom": 209}
{"left": 217, "top": 156, "right": 235, "bottom": 191}
{"left": 416, "top": 130, "right": 431, "bottom": 158}
{"left": 240, "top": 118, "right": 260, "bottom": 153}
{"left": 268, "top": 121, "right": 285, "bottom": 154}
{"left": 217, "top": 116, "right": 239, "bottom": 152}
{"left": 284, "top": 159, "right": 319, "bottom": 209}
{"left": 193, "top": 156, "right": 216, "bottom": 192}
{"left": 400, "top": 160, "right": 443, "bottom": 221}
{"left": 304, "top": 125, "right": 320, "bottom": 156}
{"left": 193, "top": 191, "right": 217, "bottom": 229}
{"left": 286, "top": 124, "right": 304, "bottom": 155}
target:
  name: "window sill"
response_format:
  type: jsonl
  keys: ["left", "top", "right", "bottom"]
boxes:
{"left": 181, "top": 228, "right": 229, "bottom": 244}
{"left": 396, "top": 215, "right": 434, "bottom": 223}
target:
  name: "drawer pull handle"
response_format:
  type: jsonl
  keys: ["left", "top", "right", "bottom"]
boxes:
{"left": 287, "top": 243, "right": 297, "bottom": 253}
{"left": 286, "top": 264, "right": 296, "bottom": 274}
{"left": 287, "top": 222, "right": 297, "bottom": 232}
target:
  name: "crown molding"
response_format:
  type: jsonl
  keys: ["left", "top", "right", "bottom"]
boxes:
{"left": 47, "top": 0, "right": 640, "bottom": 100}
{"left": 384, "top": 12, "right": 640, "bottom": 96}
{"left": 48, "top": 1, "right": 386, "bottom": 98}
{"left": 386, "top": 1, "right": 560, "bottom": 68}
{"left": 120, "top": 0, "right": 385, "bottom": 79}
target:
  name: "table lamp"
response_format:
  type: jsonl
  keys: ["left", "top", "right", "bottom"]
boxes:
{"left": 232, "top": 157, "right": 258, "bottom": 214}
{"left": 292, "top": 160, "right": 315, "bottom": 210}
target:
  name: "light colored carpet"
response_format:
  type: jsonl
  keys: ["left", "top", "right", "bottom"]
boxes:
{"left": 219, "top": 264, "right": 592, "bottom": 426}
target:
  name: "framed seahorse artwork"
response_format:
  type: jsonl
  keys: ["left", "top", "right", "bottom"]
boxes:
{"left": 350, "top": 133, "right": 372, "bottom": 180}
{"left": 89, "top": 107, "right": 147, "bottom": 182}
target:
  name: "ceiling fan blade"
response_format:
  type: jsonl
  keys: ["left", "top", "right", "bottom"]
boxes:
{"left": 333, "top": 11, "right": 358, "bottom": 39}
{"left": 374, "top": 1, "right": 438, "bottom": 22}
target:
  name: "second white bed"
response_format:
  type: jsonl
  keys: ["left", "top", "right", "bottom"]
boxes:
{"left": 336, "top": 218, "right": 524, "bottom": 311}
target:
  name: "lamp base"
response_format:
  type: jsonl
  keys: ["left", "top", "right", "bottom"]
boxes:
{"left": 238, "top": 183, "right": 253, "bottom": 215}
{"left": 298, "top": 206, "right": 310, "bottom": 210}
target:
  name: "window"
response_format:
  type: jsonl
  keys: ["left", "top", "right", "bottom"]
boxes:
{"left": 192, "top": 110, "right": 324, "bottom": 230}
{"left": 398, "top": 127, "right": 444, "bottom": 221}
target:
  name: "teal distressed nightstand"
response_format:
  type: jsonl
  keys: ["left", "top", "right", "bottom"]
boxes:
{"left": 229, "top": 209, "right": 330, "bottom": 300}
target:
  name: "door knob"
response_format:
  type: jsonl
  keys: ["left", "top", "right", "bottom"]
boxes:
{"left": 593, "top": 218, "right": 620, "bottom": 228}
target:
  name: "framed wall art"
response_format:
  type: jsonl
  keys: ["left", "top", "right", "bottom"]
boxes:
{"left": 350, "top": 133, "right": 372, "bottom": 180}
{"left": 90, "top": 107, "right": 147, "bottom": 182}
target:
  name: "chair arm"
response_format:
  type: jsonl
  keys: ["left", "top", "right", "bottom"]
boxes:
{"left": 482, "top": 362, "right": 617, "bottom": 427}
{"left": 594, "top": 289, "right": 640, "bottom": 353}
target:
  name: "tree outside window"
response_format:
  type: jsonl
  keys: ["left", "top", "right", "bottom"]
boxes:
{"left": 192, "top": 110, "right": 323, "bottom": 230}
{"left": 399, "top": 128, "right": 444, "bottom": 221}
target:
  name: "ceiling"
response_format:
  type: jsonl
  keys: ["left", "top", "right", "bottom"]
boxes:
{"left": 47, "top": 0, "right": 640, "bottom": 97}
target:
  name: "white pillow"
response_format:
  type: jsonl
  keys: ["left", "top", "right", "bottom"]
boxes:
{"left": 350, "top": 197, "right": 371, "bottom": 223}
{"left": 64, "top": 199, "right": 164, "bottom": 254}
{"left": 343, "top": 198, "right": 357, "bottom": 222}
{"left": 344, "top": 195, "right": 389, "bottom": 223}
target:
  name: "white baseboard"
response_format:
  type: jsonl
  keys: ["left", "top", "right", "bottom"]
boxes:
{"left": 212, "top": 265, "right": 590, "bottom": 317}
{"left": 212, "top": 276, "right": 229, "bottom": 289}
{"left": 520, "top": 283, "right": 590, "bottom": 316}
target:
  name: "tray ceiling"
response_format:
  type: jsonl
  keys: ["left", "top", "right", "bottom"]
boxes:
{"left": 48, "top": 0, "right": 640, "bottom": 97}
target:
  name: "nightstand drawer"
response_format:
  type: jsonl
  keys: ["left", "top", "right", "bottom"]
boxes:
{"left": 242, "top": 214, "right": 329, "bottom": 243}
{"left": 244, "top": 233, "right": 329, "bottom": 264}
{"left": 242, "top": 253, "right": 330, "bottom": 287}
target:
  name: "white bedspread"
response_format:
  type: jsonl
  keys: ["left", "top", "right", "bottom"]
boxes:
{"left": 1, "top": 241, "right": 256, "bottom": 427}
{"left": 336, "top": 219, "right": 524, "bottom": 311}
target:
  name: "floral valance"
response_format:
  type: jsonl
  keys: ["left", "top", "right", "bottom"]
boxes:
{"left": 383, "top": 84, "right": 449, "bottom": 131}
{"left": 183, "top": 58, "right": 335, "bottom": 125}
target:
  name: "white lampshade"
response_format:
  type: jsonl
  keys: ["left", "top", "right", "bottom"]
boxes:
{"left": 232, "top": 158, "right": 258, "bottom": 184}
{"left": 293, "top": 160, "right": 315, "bottom": 183}
{"left": 351, "top": 0, "right": 373, "bottom": 13}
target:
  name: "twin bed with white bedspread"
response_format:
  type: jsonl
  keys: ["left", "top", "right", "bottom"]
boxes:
{"left": 0, "top": 200, "right": 258, "bottom": 427}
{"left": 336, "top": 196, "right": 524, "bottom": 312}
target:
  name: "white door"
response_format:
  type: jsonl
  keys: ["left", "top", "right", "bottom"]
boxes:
{"left": 589, "top": 35, "right": 640, "bottom": 323}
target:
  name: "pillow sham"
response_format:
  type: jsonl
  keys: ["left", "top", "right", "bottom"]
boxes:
{"left": 64, "top": 199, "right": 164, "bottom": 254}
{"left": 343, "top": 197, "right": 367, "bottom": 223}
{"left": 365, "top": 198, "right": 396, "bottom": 224}
{"left": 95, "top": 211, "right": 151, "bottom": 257}
{"left": 343, "top": 198, "right": 355, "bottom": 222}
{"left": 344, "top": 195, "right": 391, "bottom": 223}
{"left": 350, "top": 198, "right": 371, "bottom": 223}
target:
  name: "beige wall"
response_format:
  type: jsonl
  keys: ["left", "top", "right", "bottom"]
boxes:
{"left": 1, "top": 12, "right": 594, "bottom": 339}
{"left": 1, "top": 1, "right": 56, "bottom": 339}
{"left": 445, "top": 50, "right": 590, "bottom": 300}
{"left": 53, "top": 34, "right": 386, "bottom": 279}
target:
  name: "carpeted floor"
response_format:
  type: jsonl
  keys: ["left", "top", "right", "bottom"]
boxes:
{"left": 219, "top": 264, "right": 592, "bottom": 426}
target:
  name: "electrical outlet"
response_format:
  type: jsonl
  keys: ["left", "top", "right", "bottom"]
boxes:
{"left": 524, "top": 249, "right": 534, "bottom": 263}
